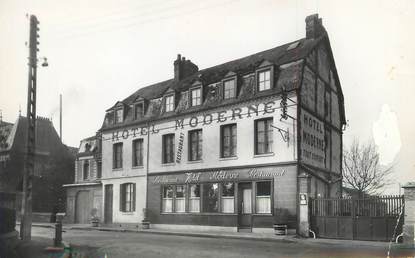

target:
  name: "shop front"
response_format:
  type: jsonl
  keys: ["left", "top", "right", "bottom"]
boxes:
{"left": 147, "top": 164, "right": 298, "bottom": 232}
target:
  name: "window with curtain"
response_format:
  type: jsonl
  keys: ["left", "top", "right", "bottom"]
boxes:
{"left": 255, "top": 118, "right": 273, "bottom": 154}
{"left": 162, "top": 134, "right": 175, "bottom": 163}
{"left": 115, "top": 108, "right": 123, "bottom": 123}
{"left": 113, "top": 142, "right": 123, "bottom": 169}
{"left": 83, "top": 160, "right": 89, "bottom": 180}
{"left": 175, "top": 185, "right": 186, "bottom": 213}
{"left": 132, "top": 139, "right": 143, "bottom": 167}
{"left": 221, "top": 182, "right": 235, "bottom": 213}
{"left": 223, "top": 79, "right": 236, "bottom": 99}
{"left": 165, "top": 95, "right": 174, "bottom": 112}
{"left": 202, "top": 183, "right": 219, "bottom": 212}
{"left": 162, "top": 185, "right": 173, "bottom": 212}
{"left": 190, "top": 88, "right": 201, "bottom": 106}
{"left": 258, "top": 69, "right": 271, "bottom": 91}
{"left": 120, "top": 183, "right": 135, "bottom": 212}
{"left": 188, "top": 129, "right": 202, "bottom": 161}
{"left": 256, "top": 181, "right": 271, "bottom": 213}
{"left": 221, "top": 124, "right": 237, "bottom": 158}
{"left": 188, "top": 184, "right": 200, "bottom": 212}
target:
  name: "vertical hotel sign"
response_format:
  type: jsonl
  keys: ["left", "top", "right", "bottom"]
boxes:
{"left": 300, "top": 110, "right": 325, "bottom": 168}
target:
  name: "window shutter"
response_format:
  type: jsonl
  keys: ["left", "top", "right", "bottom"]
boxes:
{"left": 119, "top": 184, "right": 124, "bottom": 212}
{"left": 133, "top": 183, "right": 136, "bottom": 211}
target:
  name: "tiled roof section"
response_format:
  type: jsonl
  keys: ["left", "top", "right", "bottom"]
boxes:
{"left": 102, "top": 37, "right": 322, "bottom": 130}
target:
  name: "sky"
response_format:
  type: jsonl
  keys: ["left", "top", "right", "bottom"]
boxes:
{"left": 0, "top": 0, "right": 414, "bottom": 192}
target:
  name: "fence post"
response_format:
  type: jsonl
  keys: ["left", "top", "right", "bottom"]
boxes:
{"left": 402, "top": 182, "right": 415, "bottom": 246}
{"left": 298, "top": 173, "right": 311, "bottom": 237}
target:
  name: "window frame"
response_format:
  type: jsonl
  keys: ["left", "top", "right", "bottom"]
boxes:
{"left": 256, "top": 67, "right": 273, "bottom": 92}
{"left": 164, "top": 94, "right": 175, "bottom": 113}
{"left": 132, "top": 138, "right": 144, "bottom": 167}
{"left": 189, "top": 86, "right": 202, "bottom": 107}
{"left": 134, "top": 102, "right": 145, "bottom": 120}
{"left": 220, "top": 124, "right": 237, "bottom": 158}
{"left": 83, "top": 160, "right": 89, "bottom": 180}
{"left": 255, "top": 180, "right": 272, "bottom": 214}
{"left": 254, "top": 118, "right": 274, "bottom": 155}
{"left": 222, "top": 78, "right": 236, "bottom": 99}
{"left": 188, "top": 129, "right": 202, "bottom": 161}
{"left": 112, "top": 142, "right": 123, "bottom": 169}
{"left": 114, "top": 108, "right": 124, "bottom": 124}
{"left": 162, "top": 133, "right": 175, "bottom": 164}
{"left": 120, "top": 183, "right": 136, "bottom": 212}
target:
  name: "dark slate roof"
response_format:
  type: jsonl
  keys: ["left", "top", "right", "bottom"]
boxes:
{"left": 101, "top": 36, "right": 325, "bottom": 130}
{"left": 0, "top": 121, "right": 14, "bottom": 149}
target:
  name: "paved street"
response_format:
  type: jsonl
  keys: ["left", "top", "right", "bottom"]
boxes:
{"left": 17, "top": 226, "right": 414, "bottom": 258}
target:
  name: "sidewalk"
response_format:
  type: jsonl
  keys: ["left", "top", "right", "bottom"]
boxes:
{"left": 19, "top": 222, "right": 400, "bottom": 248}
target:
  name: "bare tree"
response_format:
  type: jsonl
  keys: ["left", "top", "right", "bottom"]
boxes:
{"left": 342, "top": 139, "right": 393, "bottom": 197}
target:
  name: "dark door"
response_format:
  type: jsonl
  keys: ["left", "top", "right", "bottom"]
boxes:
{"left": 75, "top": 191, "right": 91, "bottom": 224}
{"left": 238, "top": 182, "right": 252, "bottom": 231}
{"left": 104, "top": 184, "right": 113, "bottom": 224}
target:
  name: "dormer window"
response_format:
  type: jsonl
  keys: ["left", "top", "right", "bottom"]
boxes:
{"left": 114, "top": 108, "right": 123, "bottom": 124}
{"left": 134, "top": 103, "right": 144, "bottom": 120}
{"left": 165, "top": 95, "right": 175, "bottom": 112}
{"left": 258, "top": 69, "right": 271, "bottom": 91}
{"left": 190, "top": 87, "right": 201, "bottom": 107}
{"left": 223, "top": 79, "right": 236, "bottom": 99}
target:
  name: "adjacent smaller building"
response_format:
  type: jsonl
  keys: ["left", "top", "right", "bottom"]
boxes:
{"left": 64, "top": 135, "right": 103, "bottom": 224}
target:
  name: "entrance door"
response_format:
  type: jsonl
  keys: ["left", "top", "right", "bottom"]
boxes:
{"left": 75, "top": 191, "right": 91, "bottom": 224}
{"left": 238, "top": 182, "right": 252, "bottom": 231}
{"left": 104, "top": 185, "right": 113, "bottom": 224}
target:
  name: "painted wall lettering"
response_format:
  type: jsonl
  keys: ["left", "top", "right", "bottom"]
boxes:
{"left": 176, "top": 132, "right": 185, "bottom": 163}
{"left": 300, "top": 110, "right": 326, "bottom": 168}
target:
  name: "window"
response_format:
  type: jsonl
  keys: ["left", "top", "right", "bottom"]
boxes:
{"left": 188, "top": 184, "right": 200, "bottom": 212}
{"left": 120, "top": 183, "right": 135, "bottom": 212}
{"left": 134, "top": 103, "right": 144, "bottom": 120}
{"left": 190, "top": 88, "right": 201, "bottom": 106}
{"left": 258, "top": 70, "right": 271, "bottom": 91}
{"left": 115, "top": 108, "right": 123, "bottom": 123}
{"left": 221, "top": 182, "right": 235, "bottom": 213}
{"left": 188, "top": 130, "right": 202, "bottom": 161}
{"left": 221, "top": 124, "right": 237, "bottom": 157}
{"left": 223, "top": 79, "right": 236, "bottom": 99}
{"left": 132, "top": 139, "right": 143, "bottom": 167}
{"left": 255, "top": 118, "right": 273, "bottom": 154}
{"left": 165, "top": 95, "right": 174, "bottom": 112}
{"left": 256, "top": 181, "right": 271, "bottom": 213}
{"left": 202, "top": 183, "right": 219, "bottom": 212}
{"left": 83, "top": 160, "right": 89, "bottom": 180}
{"left": 113, "top": 143, "right": 123, "bottom": 169}
{"left": 162, "top": 185, "right": 173, "bottom": 212}
{"left": 175, "top": 185, "right": 186, "bottom": 213}
{"left": 97, "top": 162, "right": 102, "bottom": 179}
{"left": 162, "top": 134, "right": 175, "bottom": 163}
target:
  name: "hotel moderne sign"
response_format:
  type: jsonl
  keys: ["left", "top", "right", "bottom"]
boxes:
{"left": 110, "top": 101, "right": 281, "bottom": 141}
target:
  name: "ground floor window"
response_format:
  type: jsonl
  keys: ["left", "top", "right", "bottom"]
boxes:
{"left": 160, "top": 180, "right": 272, "bottom": 214}
{"left": 120, "top": 183, "right": 135, "bottom": 212}
{"left": 256, "top": 181, "right": 271, "bottom": 213}
{"left": 202, "top": 183, "right": 219, "bottom": 213}
{"left": 162, "top": 185, "right": 174, "bottom": 212}
{"left": 188, "top": 184, "right": 200, "bottom": 212}
{"left": 221, "top": 182, "right": 235, "bottom": 213}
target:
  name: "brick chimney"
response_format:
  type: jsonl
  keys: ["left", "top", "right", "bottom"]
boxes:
{"left": 174, "top": 54, "right": 199, "bottom": 81}
{"left": 305, "top": 14, "right": 326, "bottom": 39}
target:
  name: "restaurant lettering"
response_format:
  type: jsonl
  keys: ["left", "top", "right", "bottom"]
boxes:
{"left": 152, "top": 167, "right": 286, "bottom": 184}
{"left": 111, "top": 101, "right": 278, "bottom": 141}
{"left": 176, "top": 132, "right": 185, "bottom": 163}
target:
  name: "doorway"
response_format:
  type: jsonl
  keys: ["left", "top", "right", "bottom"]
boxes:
{"left": 104, "top": 184, "right": 113, "bottom": 224}
{"left": 238, "top": 182, "right": 252, "bottom": 231}
{"left": 75, "top": 190, "right": 91, "bottom": 224}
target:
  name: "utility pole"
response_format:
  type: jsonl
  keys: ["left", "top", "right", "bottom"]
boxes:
{"left": 20, "top": 14, "right": 40, "bottom": 240}
{"left": 59, "top": 94, "right": 62, "bottom": 141}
